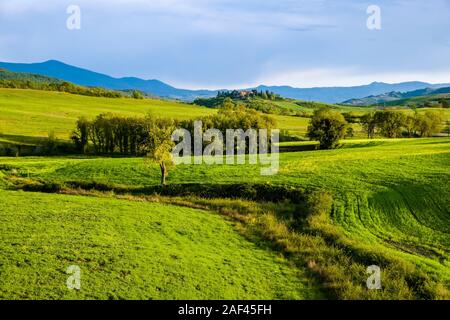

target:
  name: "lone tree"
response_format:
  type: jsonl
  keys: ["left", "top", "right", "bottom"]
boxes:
{"left": 307, "top": 108, "right": 347, "bottom": 149}
{"left": 144, "top": 116, "right": 177, "bottom": 186}
{"left": 131, "top": 90, "right": 144, "bottom": 99}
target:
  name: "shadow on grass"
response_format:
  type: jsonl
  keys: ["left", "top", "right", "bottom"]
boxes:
{"left": 0, "top": 133, "right": 50, "bottom": 146}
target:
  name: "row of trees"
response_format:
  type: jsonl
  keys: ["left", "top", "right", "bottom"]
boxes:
{"left": 360, "top": 110, "right": 444, "bottom": 138}
{"left": 411, "top": 99, "right": 450, "bottom": 109}
{"left": 71, "top": 114, "right": 175, "bottom": 155}
{"left": 307, "top": 109, "right": 446, "bottom": 149}
{"left": 72, "top": 106, "right": 277, "bottom": 155}
{"left": 0, "top": 79, "right": 123, "bottom": 98}
{"left": 195, "top": 95, "right": 294, "bottom": 117}
{"left": 182, "top": 104, "right": 277, "bottom": 132}
{"left": 217, "top": 90, "right": 282, "bottom": 101}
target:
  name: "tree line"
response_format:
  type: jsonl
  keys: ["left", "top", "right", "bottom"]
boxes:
{"left": 71, "top": 105, "right": 277, "bottom": 156}
{"left": 307, "top": 108, "right": 446, "bottom": 149}
{"left": 360, "top": 110, "right": 445, "bottom": 138}
{"left": 216, "top": 89, "right": 282, "bottom": 101}
{"left": 0, "top": 77, "right": 150, "bottom": 100}
{"left": 179, "top": 104, "right": 276, "bottom": 136}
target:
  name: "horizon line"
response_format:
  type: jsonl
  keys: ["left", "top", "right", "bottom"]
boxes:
{"left": 1, "top": 59, "right": 449, "bottom": 91}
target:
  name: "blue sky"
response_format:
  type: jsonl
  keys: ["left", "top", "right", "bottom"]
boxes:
{"left": 1, "top": 0, "right": 450, "bottom": 89}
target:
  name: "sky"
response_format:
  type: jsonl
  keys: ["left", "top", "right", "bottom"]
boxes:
{"left": 0, "top": 0, "right": 450, "bottom": 89}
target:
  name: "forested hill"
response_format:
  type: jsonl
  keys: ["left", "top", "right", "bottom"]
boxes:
{"left": 193, "top": 90, "right": 345, "bottom": 116}
{"left": 0, "top": 69, "right": 138, "bottom": 99}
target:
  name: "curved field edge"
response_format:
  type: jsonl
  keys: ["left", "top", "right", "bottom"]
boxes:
{"left": 0, "top": 189, "right": 324, "bottom": 300}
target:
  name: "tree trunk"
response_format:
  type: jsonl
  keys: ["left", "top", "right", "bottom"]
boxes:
{"left": 160, "top": 162, "right": 166, "bottom": 186}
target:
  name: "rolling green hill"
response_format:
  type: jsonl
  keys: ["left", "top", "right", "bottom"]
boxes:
{"left": 0, "top": 89, "right": 214, "bottom": 141}
{"left": 0, "top": 69, "right": 126, "bottom": 99}
{"left": 384, "top": 93, "right": 450, "bottom": 108}
{"left": 0, "top": 88, "right": 313, "bottom": 144}
{"left": 194, "top": 91, "right": 371, "bottom": 116}
{"left": 0, "top": 68, "right": 62, "bottom": 84}
{"left": 343, "top": 85, "right": 450, "bottom": 108}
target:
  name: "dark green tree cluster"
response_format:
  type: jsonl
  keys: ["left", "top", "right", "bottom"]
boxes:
{"left": 307, "top": 108, "right": 348, "bottom": 149}
{"left": 179, "top": 105, "right": 277, "bottom": 155}
{"left": 360, "top": 110, "right": 445, "bottom": 138}
{"left": 439, "top": 99, "right": 449, "bottom": 109}
{"left": 194, "top": 90, "right": 286, "bottom": 115}
{"left": 181, "top": 104, "right": 277, "bottom": 138}
{"left": 72, "top": 105, "right": 276, "bottom": 156}
{"left": 0, "top": 79, "right": 123, "bottom": 98}
{"left": 71, "top": 114, "right": 175, "bottom": 155}
{"left": 217, "top": 89, "right": 281, "bottom": 101}
{"left": 131, "top": 90, "right": 145, "bottom": 99}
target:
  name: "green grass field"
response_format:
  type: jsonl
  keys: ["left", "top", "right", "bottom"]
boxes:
{"left": 262, "top": 99, "right": 371, "bottom": 114}
{"left": 0, "top": 189, "right": 322, "bottom": 299}
{"left": 1, "top": 87, "right": 449, "bottom": 299}
{"left": 2, "top": 138, "right": 449, "bottom": 286}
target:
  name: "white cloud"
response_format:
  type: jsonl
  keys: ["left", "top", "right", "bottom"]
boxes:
{"left": 0, "top": 0, "right": 332, "bottom": 32}
{"left": 0, "top": 0, "right": 57, "bottom": 14}
{"left": 1, "top": 0, "right": 449, "bottom": 88}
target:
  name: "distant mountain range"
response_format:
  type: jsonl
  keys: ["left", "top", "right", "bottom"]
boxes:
{"left": 1, "top": 60, "right": 449, "bottom": 103}
{"left": 343, "top": 86, "right": 450, "bottom": 106}
{"left": 0, "top": 60, "right": 216, "bottom": 101}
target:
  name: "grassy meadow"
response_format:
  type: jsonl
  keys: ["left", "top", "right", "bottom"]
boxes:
{"left": 0, "top": 189, "right": 321, "bottom": 300}
{"left": 0, "top": 88, "right": 449, "bottom": 299}
{"left": 0, "top": 89, "right": 313, "bottom": 143}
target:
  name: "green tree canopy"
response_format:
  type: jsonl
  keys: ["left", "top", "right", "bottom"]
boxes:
{"left": 144, "top": 116, "right": 177, "bottom": 186}
{"left": 307, "top": 108, "right": 347, "bottom": 149}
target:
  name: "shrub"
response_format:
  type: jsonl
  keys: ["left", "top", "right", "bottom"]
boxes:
{"left": 306, "top": 190, "right": 333, "bottom": 217}
{"left": 131, "top": 90, "right": 144, "bottom": 99}
{"left": 45, "top": 131, "right": 58, "bottom": 154}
